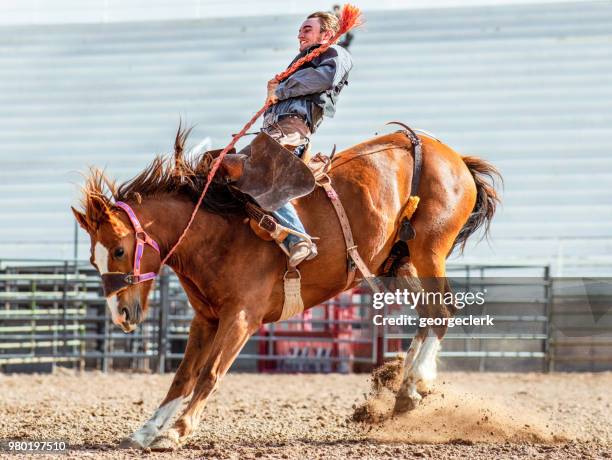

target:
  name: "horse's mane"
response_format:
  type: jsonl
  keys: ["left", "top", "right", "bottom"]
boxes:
{"left": 80, "top": 124, "right": 245, "bottom": 219}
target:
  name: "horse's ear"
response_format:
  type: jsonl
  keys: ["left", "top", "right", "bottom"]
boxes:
{"left": 86, "top": 195, "right": 115, "bottom": 231}
{"left": 80, "top": 195, "right": 130, "bottom": 237}
{"left": 71, "top": 207, "right": 91, "bottom": 232}
{"left": 89, "top": 195, "right": 109, "bottom": 218}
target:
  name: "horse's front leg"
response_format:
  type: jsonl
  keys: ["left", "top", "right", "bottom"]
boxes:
{"left": 120, "top": 314, "right": 217, "bottom": 449}
{"left": 149, "top": 308, "right": 259, "bottom": 450}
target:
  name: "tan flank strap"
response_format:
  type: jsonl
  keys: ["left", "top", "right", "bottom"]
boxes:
{"left": 317, "top": 175, "right": 380, "bottom": 293}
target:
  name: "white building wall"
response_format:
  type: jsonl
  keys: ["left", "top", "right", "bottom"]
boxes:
{"left": 0, "top": 1, "right": 610, "bottom": 274}
{"left": 0, "top": 0, "right": 597, "bottom": 26}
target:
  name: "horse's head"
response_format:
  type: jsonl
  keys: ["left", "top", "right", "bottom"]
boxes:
{"left": 72, "top": 192, "right": 160, "bottom": 333}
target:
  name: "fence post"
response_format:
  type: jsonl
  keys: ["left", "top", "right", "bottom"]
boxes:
{"left": 158, "top": 266, "right": 170, "bottom": 373}
{"left": 102, "top": 306, "right": 109, "bottom": 373}
{"left": 73, "top": 221, "right": 79, "bottom": 263}
{"left": 62, "top": 261, "right": 69, "bottom": 368}
{"left": 544, "top": 265, "right": 554, "bottom": 373}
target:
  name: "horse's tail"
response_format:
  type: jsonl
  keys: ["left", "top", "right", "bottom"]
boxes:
{"left": 452, "top": 156, "right": 502, "bottom": 254}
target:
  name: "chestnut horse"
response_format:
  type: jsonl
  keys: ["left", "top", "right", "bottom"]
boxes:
{"left": 71, "top": 126, "right": 500, "bottom": 450}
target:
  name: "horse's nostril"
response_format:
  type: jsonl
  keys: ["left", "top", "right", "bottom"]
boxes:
{"left": 122, "top": 308, "right": 130, "bottom": 322}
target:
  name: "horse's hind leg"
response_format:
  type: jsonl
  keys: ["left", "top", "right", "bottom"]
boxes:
{"left": 120, "top": 314, "right": 217, "bottom": 449}
{"left": 393, "top": 324, "right": 428, "bottom": 412}
{"left": 394, "top": 252, "right": 455, "bottom": 413}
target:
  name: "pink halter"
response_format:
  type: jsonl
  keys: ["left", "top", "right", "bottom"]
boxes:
{"left": 100, "top": 201, "right": 160, "bottom": 297}
{"left": 115, "top": 201, "right": 160, "bottom": 283}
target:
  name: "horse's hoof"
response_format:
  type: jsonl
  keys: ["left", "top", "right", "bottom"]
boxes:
{"left": 149, "top": 430, "right": 180, "bottom": 452}
{"left": 416, "top": 380, "right": 433, "bottom": 397}
{"left": 393, "top": 392, "right": 421, "bottom": 414}
{"left": 118, "top": 436, "right": 143, "bottom": 450}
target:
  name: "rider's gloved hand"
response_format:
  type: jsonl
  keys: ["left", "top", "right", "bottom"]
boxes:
{"left": 266, "top": 78, "right": 279, "bottom": 105}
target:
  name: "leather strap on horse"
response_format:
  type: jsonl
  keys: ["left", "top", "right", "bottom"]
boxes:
{"left": 385, "top": 121, "right": 423, "bottom": 244}
{"left": 245, "top": 202, "right": 278, "bottom": 234}
{"left": 386, "top": 121, "right": 422, "bottom": 196}
{"left": 317, "top": 176, "right": 380, "bottom": 293}
{"left": 408, "top": 131, "right": 422, "bottom": 195}
{"left": 322, "top": 123, "right": 424, "bottom": 282}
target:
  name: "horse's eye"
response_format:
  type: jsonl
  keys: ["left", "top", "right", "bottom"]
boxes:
{"left": 113, "top": 247, "right": 125, "bottom": 259}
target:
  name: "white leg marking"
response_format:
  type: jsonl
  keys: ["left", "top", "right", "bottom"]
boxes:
{"left": 403, "top": 336, "right": 423, "bottom": 371}
{"left": 398, "top": 337, "right": 424, "bottom": 404}
{"left": 411, "top": 334, "right": 440, "bottom": 393}
{"left": 396, "top": 332, "right": 441, "bottom": 411}
{"left": 94, "top": 242, "right": 125, "bottom": 325}
{"left": 131, "top": 397, "right": 184, "bottom": 448}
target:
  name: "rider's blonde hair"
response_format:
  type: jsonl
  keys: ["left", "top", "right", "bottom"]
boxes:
{"left": 307, "top": 11, "right": 340, "bottom": 35}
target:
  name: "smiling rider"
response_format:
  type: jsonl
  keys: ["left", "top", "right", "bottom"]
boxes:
{"left": 262, "top": 11, "right": 353, "bottom": 267}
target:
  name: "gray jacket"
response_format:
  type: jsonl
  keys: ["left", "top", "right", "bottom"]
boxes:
{"left": 264, "top": 44, "right": 353, "bottom": 133}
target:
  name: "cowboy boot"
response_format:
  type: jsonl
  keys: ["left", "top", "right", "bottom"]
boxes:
{"left": 288, "top": 240, "right": 318, "bottom": 267}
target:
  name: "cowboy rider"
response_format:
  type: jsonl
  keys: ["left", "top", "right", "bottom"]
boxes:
{"left": 263, "top": 11, "right": 353, "bottom": 267}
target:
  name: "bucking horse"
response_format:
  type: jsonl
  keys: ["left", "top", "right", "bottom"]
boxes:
{"left": 72, "top": 123, "right": 500, "bottom": 450}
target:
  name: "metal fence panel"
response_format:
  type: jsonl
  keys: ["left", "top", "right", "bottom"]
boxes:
{"left": 1, "top": 259, "right": 611, "bottom": 373}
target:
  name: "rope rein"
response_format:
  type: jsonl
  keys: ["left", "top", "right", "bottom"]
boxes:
{"left": 159, "top": 4, "right": 363, "bottom": 268}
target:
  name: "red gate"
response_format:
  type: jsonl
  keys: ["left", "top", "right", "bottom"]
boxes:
{"left": 257, "top": 289, "right": 375, "bottom": 373}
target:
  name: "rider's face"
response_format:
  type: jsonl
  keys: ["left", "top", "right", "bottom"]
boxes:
{"left": 298, "top": 18, "right": 332, "bottom": 52}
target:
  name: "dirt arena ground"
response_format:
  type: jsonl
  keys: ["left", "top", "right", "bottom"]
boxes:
{"left": 0, "top": 369, "right": 610, "bottom": 459}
